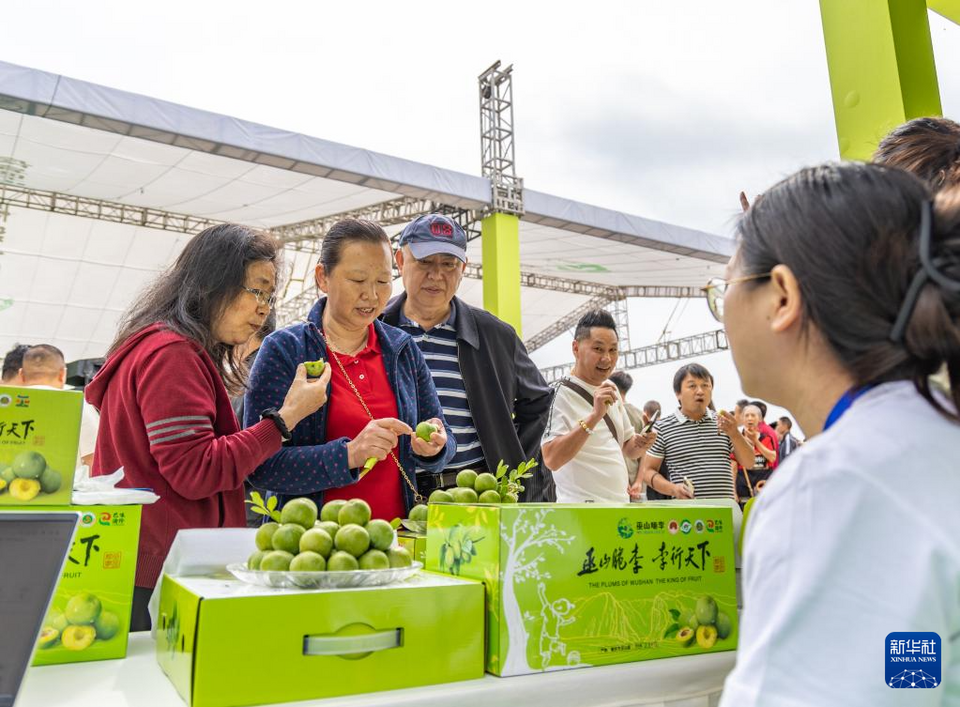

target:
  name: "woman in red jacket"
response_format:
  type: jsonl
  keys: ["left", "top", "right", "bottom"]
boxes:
{"left": 85, "top": 224, "right": 330, "bottom": 630}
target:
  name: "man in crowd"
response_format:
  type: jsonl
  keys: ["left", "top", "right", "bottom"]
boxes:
{"left": 541, "top": 310, "right": 656, "bottom": 502}
{"left": 776, "top": 416, "right": 802, "bottom": 462}
{"left": 233, "top": 311, "right": 276, "bottom": 527}
{"left": 383, "top": 214, "right": 554, "bottom": 500}
{"left": 733, "top": 398, "right": 749, "bottom": 427}
{"left": 1, "top": 343, "right": 29, "bottom": 383}
{"left": 641, "top": 400, "right": 673, "bottom": 500}
{"left": 17, "top": 344, "right": 99, "bottom": 469}
{"left": 631, "top": 362, "right": 755, "bottom": 500}
{"left": 232, "top": 310, "right": 277, "bottom": 424}
{"left": 608, "top": 370, "right": 645, "bottom": 500}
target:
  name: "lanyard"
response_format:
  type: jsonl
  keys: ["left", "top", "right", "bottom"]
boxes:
{"left": 823, "top": 386, "right": 873, "bottom": 431}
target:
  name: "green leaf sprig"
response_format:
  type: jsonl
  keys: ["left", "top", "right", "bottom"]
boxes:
{"left": 495, "top": 458, "right": 538, "bottom": 500}
{"left": 245, "top": 491, "right": 281, "bottom": 522}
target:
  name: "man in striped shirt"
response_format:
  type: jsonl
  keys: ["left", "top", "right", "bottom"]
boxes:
{"left": 629, "top": 362, "right": 756, "bottom": 500}
{"left": 396, "top": 303, "right": 486, "bottom": 473}
{"left": 382, "top": 214, "right": 553, "bottom": 495}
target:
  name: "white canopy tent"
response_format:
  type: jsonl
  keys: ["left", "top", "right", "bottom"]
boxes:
{"left": 0, "top": 60, "right": 734, "bottom": 362}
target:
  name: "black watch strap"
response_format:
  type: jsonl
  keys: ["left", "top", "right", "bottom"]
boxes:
{"left": 260, "top": 408, "right": 292, "bottom": 442}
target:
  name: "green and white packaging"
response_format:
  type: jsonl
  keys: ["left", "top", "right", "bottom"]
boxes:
{"left": 156, "top": 571, "right": 485, "bottom": 707}
{"left": 0, "top": 386, "right": 80, "bottom": 506}
{"left": 27, "top": 505, "right": 142, "bottom": 665}
{"left": 425, "top": 502, "right": 738, "bottom": 676}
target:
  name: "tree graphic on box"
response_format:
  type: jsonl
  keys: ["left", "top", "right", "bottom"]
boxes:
{"left": 500, "top": 508, "right": 578, "bottom": 673}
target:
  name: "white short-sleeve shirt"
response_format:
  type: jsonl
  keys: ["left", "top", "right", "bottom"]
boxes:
{"left": 541, "top": 374, "right": 634, "bottom": 503}
{"left": 721, "top": 382, "right": 960, "bottom": 705}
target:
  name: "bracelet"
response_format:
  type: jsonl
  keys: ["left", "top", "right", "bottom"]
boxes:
{"left": 577, "top": 419, "right": 595, "bottom": 435}
{"left": 260, "top": 408, "right": 292, "bottom": 442}
{"left": 651, "top": 473, "right": 667, "bottom": 495}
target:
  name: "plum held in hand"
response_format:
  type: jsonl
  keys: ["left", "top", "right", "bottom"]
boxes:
{"left": 415, "top": 421, "right": 438, "bottom": 443}
{"left": 304, "top": 359, "right": 326, "bottom": 378}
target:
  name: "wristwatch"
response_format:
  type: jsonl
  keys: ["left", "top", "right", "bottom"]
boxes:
{"left": 260, "top": 408, "right": 292, "bottom": 442}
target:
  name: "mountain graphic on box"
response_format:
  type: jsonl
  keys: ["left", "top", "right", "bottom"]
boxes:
{"left": 569, "top": 593, "right": 646, "bottom": 643}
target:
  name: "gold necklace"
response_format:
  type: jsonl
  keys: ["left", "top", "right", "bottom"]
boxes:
{"left": 316, "top": 328, "right": 425, "bottom": 505}
{"left": 322, "top": 321, "right": 367, "bottom": 356}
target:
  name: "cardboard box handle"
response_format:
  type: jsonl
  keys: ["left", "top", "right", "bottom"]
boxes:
{"left": 303, "top": 629, "right": 401, "bottom": 656}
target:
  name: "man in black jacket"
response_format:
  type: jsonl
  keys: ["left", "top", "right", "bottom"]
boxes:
{"left": 382, "top": 214, "right": 555, "bottom": 501}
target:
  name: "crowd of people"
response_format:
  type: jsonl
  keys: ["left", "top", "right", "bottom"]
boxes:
{"left": 3, "top": 116, "right": 959, "bottom": 703}
{"left": 1, "top": 213, "right": 791, "bottom": 626}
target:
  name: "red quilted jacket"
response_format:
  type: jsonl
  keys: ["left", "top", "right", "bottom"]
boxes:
{"left": 85, "top": 323, "right": 281, "bottom": 587}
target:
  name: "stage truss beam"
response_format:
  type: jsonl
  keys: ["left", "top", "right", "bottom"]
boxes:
{"left": 538, "top": 329, "right": 728, "bottom": 384}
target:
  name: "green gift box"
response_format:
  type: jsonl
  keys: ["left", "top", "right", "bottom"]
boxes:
{"left": 156, "top": 571, "right": 485, "bottom": 707}
{"left": 0, "top": 386, "right": 81, "bottom": 506}
{"left": 24, "top": 505, "right": 142, "bottom": 665}
{"left": 397, "top": 529, "right": 427, "bottom": 565}
{"left": 425, "top": 502, "right": 738, "bottom": 676}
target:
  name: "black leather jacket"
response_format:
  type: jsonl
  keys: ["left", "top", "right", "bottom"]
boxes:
{"left": 381, "top": 295, "right": 554, "bottom": 499}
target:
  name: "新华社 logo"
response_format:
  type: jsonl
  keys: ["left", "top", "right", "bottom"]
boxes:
{"left": 885, "top": 632, "right": 941, "bottom": 689}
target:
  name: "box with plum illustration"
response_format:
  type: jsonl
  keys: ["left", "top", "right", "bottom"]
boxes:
{"left": 0, "top": 385, "right": 80, "bottom": 506}
{"left": 21, "top": 505, "right": 142, "bottom": 665}
{"left": 396, "top": 529, "right": 427, "bottom": 565}
{"left": 425, "top": 502, "right": 737, "bottom": 676}
{"left": 156, "top": 571, "right": 485, "bottom": 707}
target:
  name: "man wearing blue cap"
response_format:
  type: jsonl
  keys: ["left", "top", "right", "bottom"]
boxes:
{"left": 382, "top": 214, "right": 555, "bottom": 500}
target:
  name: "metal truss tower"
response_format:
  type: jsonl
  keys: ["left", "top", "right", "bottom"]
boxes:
{"left": 478, "top": 61, "right": 524, "bottom": 216}
{"left": 538, "top": 329, "right": 728, "bottom": 384}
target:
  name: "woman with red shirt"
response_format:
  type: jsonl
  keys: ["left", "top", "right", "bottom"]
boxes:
{"left": 732, "top": 403, "right": 777, "bottom": 506}
{"left": 244, "top": 219, "right": 455, "bottom": 520}
{"left": 86, "top": 224, "right": 331, "bottom": 630}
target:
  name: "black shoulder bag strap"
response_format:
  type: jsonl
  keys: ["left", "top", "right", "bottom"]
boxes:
{"left": 560, "top": 379, "right": 619, "bottom": 440}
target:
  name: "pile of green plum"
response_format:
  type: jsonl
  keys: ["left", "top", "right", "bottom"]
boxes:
{"left": 248, "top": 497, "right": 412, "bottom": 572}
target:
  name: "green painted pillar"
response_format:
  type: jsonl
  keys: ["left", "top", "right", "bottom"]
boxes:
{"left": 928, "top": 0, "right": 960, "bottom": 25}
{"left": 481, "top": 212, "right": 522, "bottom": 336}
{"left": 819, "top": 0, "right": 942, "bottom": 160}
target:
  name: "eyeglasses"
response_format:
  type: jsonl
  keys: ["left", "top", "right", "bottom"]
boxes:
{"left": 243, "top": 287, "right": 277, "bottom": 309}
{"left": 701, "top": 273, "right": 771, "bottom": 322}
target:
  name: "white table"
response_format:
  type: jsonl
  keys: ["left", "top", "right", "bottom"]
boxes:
{"left": 18, "top": 633, "right": 735, "bottom": 707}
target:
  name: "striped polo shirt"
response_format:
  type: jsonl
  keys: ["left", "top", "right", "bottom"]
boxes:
{"left": 647, "top": 408, "right": 735, "bottom": 500}
{"left": 398, "top": 307, "right": 485, "bottom": 471}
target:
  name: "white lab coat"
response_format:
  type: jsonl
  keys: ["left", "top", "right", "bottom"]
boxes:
{"left": 722, "top": 381, "right": 960, "bottom": 705}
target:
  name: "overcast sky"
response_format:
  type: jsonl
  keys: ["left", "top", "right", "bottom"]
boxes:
{"left": 3, "top": 1, "right": 959, "bottom": 433}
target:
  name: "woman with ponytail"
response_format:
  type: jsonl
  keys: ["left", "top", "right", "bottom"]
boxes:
{"left": 712, "top": 163, "right": 960, "bottom": 704}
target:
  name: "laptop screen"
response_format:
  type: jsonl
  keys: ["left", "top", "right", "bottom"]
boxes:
{"left": 0, "top": 512, "right": 79, "bottom": 707}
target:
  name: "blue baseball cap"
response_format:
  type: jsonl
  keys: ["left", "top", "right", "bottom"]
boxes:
{"left": 398, "top": 214, "right": 468, "bottom": 262}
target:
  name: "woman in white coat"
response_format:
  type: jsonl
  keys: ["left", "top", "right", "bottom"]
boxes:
{"left": 712, "top": 162, "right": 960, "bottom": 705}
